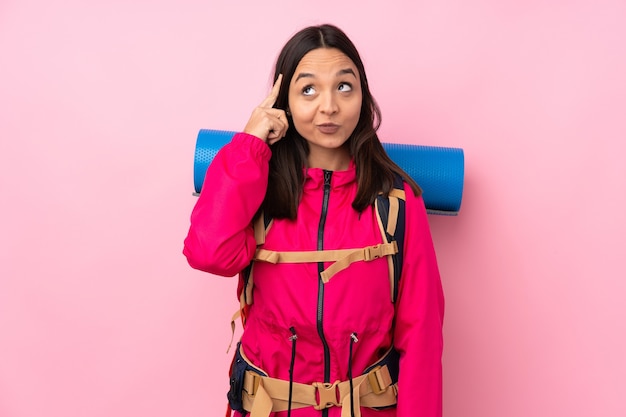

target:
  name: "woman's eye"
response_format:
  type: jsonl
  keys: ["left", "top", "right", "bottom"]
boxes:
{"left": 338, "top": 83, "right": 353, "bottom": 92}
{"left": 302, "top": 86, "right": 316, "bottom": 96}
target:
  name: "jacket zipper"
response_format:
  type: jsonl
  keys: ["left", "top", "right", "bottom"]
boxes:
{"left": 317, "top": 170, "right": 332, "bottom": 397}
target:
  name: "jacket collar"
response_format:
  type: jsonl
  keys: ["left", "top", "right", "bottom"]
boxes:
{"left": 303, "top": 159, "right": 356, "bottom": 190}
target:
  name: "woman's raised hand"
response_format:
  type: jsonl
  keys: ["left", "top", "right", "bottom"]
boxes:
{"left": 243, "top": 74, "right": 289, "bottom": 145}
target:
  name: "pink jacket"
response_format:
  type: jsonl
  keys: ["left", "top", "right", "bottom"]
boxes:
{"left": 183, "top": 133, "right": 444, "bottom": 417}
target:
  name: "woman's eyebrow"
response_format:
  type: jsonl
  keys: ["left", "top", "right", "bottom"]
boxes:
{"left": 294, "top": 72, "right": 314, "bottom": 82}
{"left": 337, "top": 68, "right": 356, "bottom": 78}
{"left": 294, "top": 68, "right": 357, "bottom": 82}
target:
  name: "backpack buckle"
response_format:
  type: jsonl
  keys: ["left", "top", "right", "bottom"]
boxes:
{"left": 363, "top": 245, "right": 382, "bottom": 261}
{"left": 312, "top": 381, "right": 341, "bottom": 410}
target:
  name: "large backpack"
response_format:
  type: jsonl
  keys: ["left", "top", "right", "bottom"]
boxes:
{"left": 225, "top": 176, "right": 406, "bottom": 417}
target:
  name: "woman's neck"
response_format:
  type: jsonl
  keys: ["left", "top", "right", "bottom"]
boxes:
{"left": 306, "top": 145, "right": 351, "bottom": 171}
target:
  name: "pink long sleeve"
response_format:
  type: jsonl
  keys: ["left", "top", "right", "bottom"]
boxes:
{"left": 393, "top": 186, "right": 445, "bottom": 417}
{"left": 183, "top": 132, "right": 271, "bottom": 276}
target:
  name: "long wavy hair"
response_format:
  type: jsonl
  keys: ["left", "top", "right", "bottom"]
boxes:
{"left": 263, "top": 24, "right": 421, "bottom": 220}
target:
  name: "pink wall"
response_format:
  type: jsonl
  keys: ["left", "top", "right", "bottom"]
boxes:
{"left": 1, "top": 1, "right": 625, "bottom": 416}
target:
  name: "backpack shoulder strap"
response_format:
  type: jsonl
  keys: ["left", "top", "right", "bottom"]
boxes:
{"left": 253, "top": 211, "right": 273, "bottom": 245}
{"left": 241, "top": 211, "right": 273, "bottom": 307}
{"left": 233, "top": 212, "right": 273, "bottom": 336}
{"left": 374, "top": 175, "right": 406, "bottom": 303}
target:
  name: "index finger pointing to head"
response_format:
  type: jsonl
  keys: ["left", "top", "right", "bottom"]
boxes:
{"left": 260, "top": 74, "right": 283, "bottom": 108}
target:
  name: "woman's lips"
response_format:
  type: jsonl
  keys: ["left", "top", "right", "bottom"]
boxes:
{"left": 317, "top": 123, "right": 340, "bottom": 134}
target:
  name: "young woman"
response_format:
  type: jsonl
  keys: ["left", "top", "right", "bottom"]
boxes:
{"left": 184, "top": 24, "right": 444, "bottom": 417}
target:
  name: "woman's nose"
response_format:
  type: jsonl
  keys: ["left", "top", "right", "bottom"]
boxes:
{"left": 319, "top": 92, "right": 338, "bottom": 115}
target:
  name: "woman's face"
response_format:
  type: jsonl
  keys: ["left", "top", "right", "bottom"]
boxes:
{"left": 288, "top": 48, "right": 362, "bottom": 159}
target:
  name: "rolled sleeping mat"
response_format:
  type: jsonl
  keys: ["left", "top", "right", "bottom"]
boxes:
{"left": 194, "top": 129, "right": 464, "bottom": 215}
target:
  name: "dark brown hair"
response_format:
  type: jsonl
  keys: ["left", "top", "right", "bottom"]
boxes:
{"left": 263, "top": 24, "right": 421, "bottom": 219}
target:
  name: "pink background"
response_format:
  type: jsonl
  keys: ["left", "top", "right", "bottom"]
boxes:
{"left": 1, "top": 1, "right": 625, "bottom": 416}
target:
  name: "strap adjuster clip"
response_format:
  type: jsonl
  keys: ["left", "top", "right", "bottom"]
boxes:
{"left": 245, "top": 371, "right": 262, "bottom": 396}
{"left": 367, "top": 366, "right": 386, "bottom": 395}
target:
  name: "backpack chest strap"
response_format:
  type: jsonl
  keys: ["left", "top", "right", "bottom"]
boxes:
{"left": 253, "top": 241, "right": 398, "bottom": 283}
